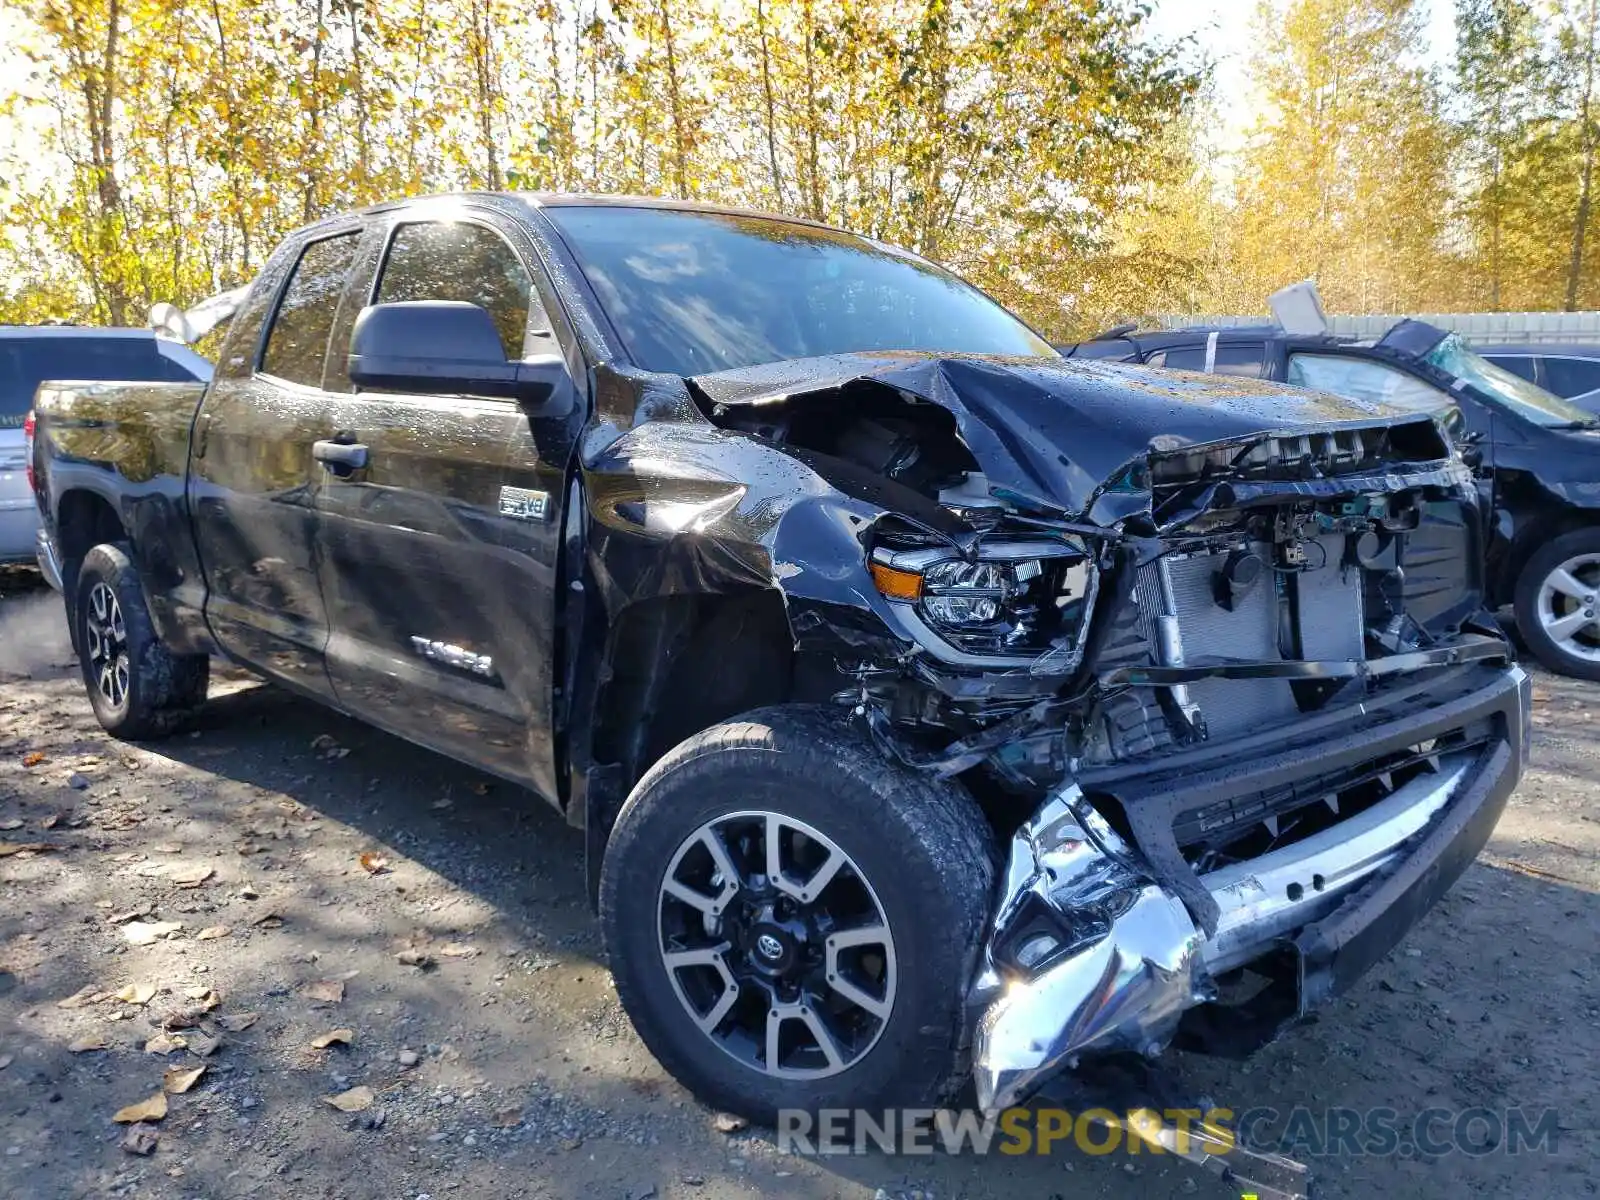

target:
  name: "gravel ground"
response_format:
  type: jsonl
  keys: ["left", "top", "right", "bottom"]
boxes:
{"left": 2, "top": 564, "right": 1596, "bottom": 1200}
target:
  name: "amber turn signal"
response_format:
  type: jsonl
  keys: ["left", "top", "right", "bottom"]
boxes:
{"left": 870, "top": 561, "right": 923, "bottom": 601}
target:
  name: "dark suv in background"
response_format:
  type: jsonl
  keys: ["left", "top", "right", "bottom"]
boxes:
{"left": 1477, "top": 344, "right": 1600, "bottom": 414}
{"left": 1, "top": 327, "right": 211, "bottom": 565}
{"left": 1063, "top": 320, "right": 1600, "bottom": 680}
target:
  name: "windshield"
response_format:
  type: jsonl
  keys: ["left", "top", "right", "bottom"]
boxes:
{"left": 542, "top": 205, "right": 1056, "bottom": 375}
{"left": 1424, "top": 333, "right": 1595, "bottom": 427}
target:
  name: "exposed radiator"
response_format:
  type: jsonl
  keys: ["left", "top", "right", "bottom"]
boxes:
{"left": 1136, "top": 537, "right": 1364, "bottom": 741}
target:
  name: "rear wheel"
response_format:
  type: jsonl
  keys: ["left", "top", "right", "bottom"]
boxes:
{"left": 74, "top": 543, "right": 209, "bottom": 738}
{"left": 600, "top": 705, "right": 995, "bottom": 1125}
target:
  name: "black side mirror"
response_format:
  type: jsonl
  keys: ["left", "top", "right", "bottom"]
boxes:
{"left": 348, "top": 301, "right": 570, "bottom": 407}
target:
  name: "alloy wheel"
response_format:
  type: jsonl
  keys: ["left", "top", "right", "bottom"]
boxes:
{"left": 84, "top": 582, "right": 130, "bottom": 709}
{"left": 1536, "top": 553, "right": 1600, "bottom": 664}
{"left": 656, "top": 810, "right": 896, "bottom": 1080}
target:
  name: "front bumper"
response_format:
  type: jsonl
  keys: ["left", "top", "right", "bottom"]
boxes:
{"left": 971, "top": 664, "right": 1530, "bottom": 1113}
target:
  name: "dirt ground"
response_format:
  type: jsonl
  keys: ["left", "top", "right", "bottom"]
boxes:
{"left": 2, "top": 563, "right": 1596, "bottom": 1200}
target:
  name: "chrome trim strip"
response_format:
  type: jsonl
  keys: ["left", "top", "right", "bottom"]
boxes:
{"left": 35, "top": 527, "right": 64, "bottom": 591}
{"left": 1199, "top": 753, "right": 1473, "bottom": 974}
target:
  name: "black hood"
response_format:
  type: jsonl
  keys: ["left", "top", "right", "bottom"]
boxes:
{"left": 693, "top": 352, "right": 1437, "bottom": 517}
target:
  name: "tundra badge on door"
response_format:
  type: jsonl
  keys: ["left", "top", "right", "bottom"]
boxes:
{"left": 499, "top": 485, "right": 550, "bottom": 521}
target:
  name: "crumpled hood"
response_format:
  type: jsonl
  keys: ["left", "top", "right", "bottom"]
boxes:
{"left": 693, "top": 351, "right": 1433, "bottom": 518}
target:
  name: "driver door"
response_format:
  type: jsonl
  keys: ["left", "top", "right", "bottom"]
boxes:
{"left": 314, "top": 212, "right": 581, "bottom": 794}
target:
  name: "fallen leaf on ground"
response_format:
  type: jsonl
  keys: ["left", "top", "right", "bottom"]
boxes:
{"left": 235, "top": 841, "right": 260, "bottom": 856}
{"left": 236, "top": 884, "right": 261, "bottom": 901}
{"left": 121, "top": 1124, "right": 159, "bottom": 1156}
{"left": 0, "top": 818, "right": 21, "bottom": 830}
{"left": 153, "top": 843, "right": 182, "bottom": 854}
{"left": 113, "top": 1092, "right": 169, "bottom": 1123}
{"left": 68, "top": 1036, "right": 109, "bottom": 1053}
{"left": 309, "top": 1028, "right": 353, "bottom": 1049}
{"left": 163, "top": 1064, "right": 206, "bottom": 1094}
{"left": 0, "top": 842, "right": 61, "bottom": 857}
{"left": 215, "top": 1012, "right": 259, "bottom": 1032}
{"left": 182, "top": 987, "right": 221, "bottom": 1010}
{"left": 107, "top": 904, "right": 154, "bottom": 924}
{"left": 122, "top": 920, "right": 182, "bottom": 946}
{"left": 195, "top": 925, "right": 230, "bottom": 941}
{"left": 491, "top": 1106, "right": 523, "bottom": 1128}
{"left": 249, "top": 911, "right": 282, "bottom": 929}
{"left": 57, "top": 985, "right": 111, "bottom": 1009}
{"left": 185, "top": 1032, "right": 221, "bottom": 1057}
{"left": 322, "top": 1085, "right": 374, "bottom": 1113}
{"left": 170, "top": 865, "right": 214, "bottom": 888}
{"left": 394, "top": 949, "right": 434, "bottom": 969}
{"left": 300, "top": 979, "right": 345, "bottom": 1004}
{"left": 438, "top": 943, "right": 478, "bottom": 959}
{"left": 144, "top": 1033, "right": 187, "bottom": 1055}
{"left": 114, "top": 983, "right": 158, "bottom": 1006}
{"left": 38, "top": 813, "right": 60, "bottom": 830}
{"left": 712, "top": 1112, "right": 748, "bottom": 1134}
{"left": 21, "top": 751, "right": 45, "bottom": 767}
{"left": 358, "top": 851, "right": 389, "bottom": 875}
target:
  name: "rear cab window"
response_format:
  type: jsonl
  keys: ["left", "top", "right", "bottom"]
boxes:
{"left": 0, "top": 336, "right": 200, "bottom": 428}
{"left": 260, "top": 233, "right": 362, "bottom": 388}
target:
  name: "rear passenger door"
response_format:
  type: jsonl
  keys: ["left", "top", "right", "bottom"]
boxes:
{"left": 190, "top": 228, "right": 364, "bottom": 698}
{"left": 314, "top": 212, "right": 579, "bottom": 792}
{"left": 1145, "top": 342, "right": 1268, "bottom": 377}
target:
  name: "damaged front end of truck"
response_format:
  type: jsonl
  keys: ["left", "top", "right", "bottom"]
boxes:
{"left": 691, "top": 352, "right": 1530, "bottom": 1114}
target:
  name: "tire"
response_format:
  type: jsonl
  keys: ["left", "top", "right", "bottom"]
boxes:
{"left": 1514, "top": 527, "right": 1600, "bottom": 681}
{"left": 74, "top": 542, "right": 209, "bottom": 738}
{"left": 600, "top": 705, "right": 996, "bottom": 1126}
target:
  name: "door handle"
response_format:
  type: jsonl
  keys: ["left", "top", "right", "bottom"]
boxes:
{"left": 313, "top": 440, "right": 369, "bottom": 472}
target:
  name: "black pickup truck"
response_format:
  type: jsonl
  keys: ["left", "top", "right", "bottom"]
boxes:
{"left": 29, "top": 194, "right": 1529, "bottom": 1127}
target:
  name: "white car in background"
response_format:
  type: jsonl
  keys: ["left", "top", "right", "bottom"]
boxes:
{"left": 1, "top": 327, "right": 212, "bottom": 566}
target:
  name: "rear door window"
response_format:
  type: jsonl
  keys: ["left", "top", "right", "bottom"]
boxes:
{"left": 1487, "top": 354, "right": 1537, "bottom": 384}
{"left": 0, "top": 337, "right": 196, "bottom": 428}
{"left": 1541, "top": 355, "right": 1600, "bottom": 398}
{"left": 374, "top": 221, "right": 535, "bottom": 360}
{"left": 1145, "top": 342, "right": 1265, "bottom": 377}
{"left": 260, "top": 233, "right": 361, "bottom": 388}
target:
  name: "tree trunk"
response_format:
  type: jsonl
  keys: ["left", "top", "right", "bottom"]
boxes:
{"left": 303, "top": 0, "right": 327, "bottom": 222}
{"left": 1567, "top": 0, "right": 1599, "bottom": 311}
{"left": 756, "top": 0, "right": 785, "bottom": 206}
{"left": 657, "top": 0, "right": 690, "bottom": 199}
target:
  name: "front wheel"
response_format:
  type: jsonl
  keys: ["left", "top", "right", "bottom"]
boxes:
{"left": 1515, "top": 528, "right": 1600, "bottom": 681}
{"left": 74, "top": 542, "right": 209, "bottom": 739}
{"left": 600, "top": 706, "right": 996, "bottom": 1125}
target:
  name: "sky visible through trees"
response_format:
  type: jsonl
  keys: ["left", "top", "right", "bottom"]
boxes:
{"left": 2, "top": 0, "right": 1598, "bottom": 340}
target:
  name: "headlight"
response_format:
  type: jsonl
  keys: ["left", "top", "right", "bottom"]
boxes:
{"left": 869, "top": 537, "right": 1098, "bottom": 670}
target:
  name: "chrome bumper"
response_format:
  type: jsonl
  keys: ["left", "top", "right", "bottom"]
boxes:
{"left": 970, "top": 669, "right": 1527, "bottom": 1113}
{"left": 36, "top": 526, "right": 64, "bottom": 590}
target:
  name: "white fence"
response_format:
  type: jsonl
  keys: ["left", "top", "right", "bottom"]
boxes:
{"left": 1156, "top": 311, "right": 1600, "bottom": 345}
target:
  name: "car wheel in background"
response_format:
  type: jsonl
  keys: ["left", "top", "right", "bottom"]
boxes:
{"left": 1515, "top": 528, "right": 1600, "bottom": 681}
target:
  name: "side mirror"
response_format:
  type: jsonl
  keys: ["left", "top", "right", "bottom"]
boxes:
{"left": 348, "top": 301, "right": 570, "bottom": 406}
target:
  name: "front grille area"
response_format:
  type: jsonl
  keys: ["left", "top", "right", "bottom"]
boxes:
{"left": 1134, "top": 538, "right": 1365, "bottom": 741}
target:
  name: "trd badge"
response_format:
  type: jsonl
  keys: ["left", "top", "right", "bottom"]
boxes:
{"left": 499, "top": 486, "right": 550, "bottom": 521}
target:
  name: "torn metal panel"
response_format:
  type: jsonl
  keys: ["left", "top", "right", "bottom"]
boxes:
{"left": 693, "top": 351, "right": 1443, "bottom": 521}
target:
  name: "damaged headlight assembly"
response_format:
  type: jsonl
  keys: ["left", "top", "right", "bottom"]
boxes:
{"left": 868, "top": 536, "right": 1099, "bottom": 672}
